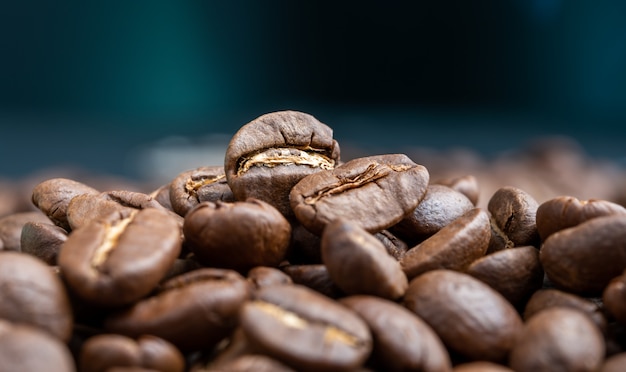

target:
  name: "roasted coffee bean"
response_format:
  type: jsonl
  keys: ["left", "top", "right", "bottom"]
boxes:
{"left": 486, "top": 217, "right": 515, "bottom": 254}
{"left": 0, "top": 251, "right": 73, "bottom": 341}
{"left": 169, "top": 166, "right": 235, "bottom": 217}
{"left": 601, "top": 352, "right": 626, "bottom": 372}
{"left": 205, "top": 354, "right": 296, "bottom": 372}
{"left": 603, "top": 270, "right": 626, "bottom": 326}
{"left": 321, "top": 219, "right": 408, "bottom": 300}
{"left": 403, "top": 270, "right": 523, "bottom": 362}
{"left": 400, "top": 208, "right": 490, "bottom": 280}
{"left": 79, "top": 334, "right": 185, "bottom": 372}
{"left": 436, "top": 174, "right": 480, "bottom": 206}
{"left": 525, "top": 288, "right": 607, "bottom": 332}
{"left": 247, "top": 266, "right": 293, "bottom": 290}
{"left": 32, "top": 177, "right": 100, "bottom": 231}
{"left": 224, "top": 110, "right": 340, "bottom": 218}
{"left": 391, "top": 184, "right": 474, "bottom": 245}
{"left": 541, "top": 214, "right": 626, "bottom": 295}
{"left": 183, "top": 199, "right": 291, "bottom": 273}
{"left": 240, "top": 284, "right": 372, "bottom": 371}
{"left": 341, "top": 295, "right": 452, "bottom": 372}
{"left": 509, "top": 307, "right": 605, "bottom": 372}
{"left": 20, "top": 221, "right": 68, "bottom": 265}
{"left": 465, "top": 246, "right": 544, "bottom": 308}
{"left": 288, "top": 222, "right": 323, "bottom": 263}
{"left": 149, "top": 183, "right": 174, "bottom": 211}
{"left": 281, "top": 263, "right": 344, "bottom": 298}
{"left": 452, "top": 362, "right": 513, "bottom": 372}
{"left": 159, "top": 257, "right": 203, "bottom": 284}
{"left": 105, "top": 268, "right": 251, "bottom": 352}
{"left": 290, "top": 154, "right": 429, "bottom": 235}
{"left": 536, "top": 196, "right": 626, "bottom": 242}
{"left": 0, "top": 319, "right": 76, "bottom": 372}
{"left": 59, "top": 208, "right": 182, "bottom": 307}
{"left": 374, "top": 229, "right": 409, "bottom": 260}
{"left": 487, "top": 186, "right": 540, "bottom": 247}
{"left": 0, "top": 211, "right": 51, "bottom": 251}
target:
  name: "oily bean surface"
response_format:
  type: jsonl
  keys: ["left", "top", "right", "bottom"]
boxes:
{"left": 488, "top": 186, "right": 540, "bottom": 247}
{"left": 169, "top": 166, "right": 234, "bottom": 217}
{"left": 403, "top": 269, "right": 523, "bottom": 363}
{"left": 290, "top": 153, "right": 429, "bottom": 235}
{"left": 20, "top": 221, "right": 68, "bottom": 265}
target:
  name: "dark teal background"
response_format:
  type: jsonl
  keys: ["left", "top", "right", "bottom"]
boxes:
{"left": 1, "top": 1, "right": 625, "bottom": 179}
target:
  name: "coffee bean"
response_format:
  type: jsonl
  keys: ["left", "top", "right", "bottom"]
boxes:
{"left": 436, "top": 174, "right": 480, "bottom": 206}
{"left": 0, "top": 251, "right": 73, "bottom": 341}
{"left": 169, "top": 166, "right": 235, "bottom": 217}
{"left": 603, "top": 270, "right": 626, "bottom": 326}
{"left": 240, "top": 284, "right": 372, "bottom": 371}
{"left": 536, "top": 196, "right": 626, "bottom": 242}
{"left": 509, "top": 307, "right": 605, "bottom": 372}
{"left": 601, "top": 352, "right": 626, "bottom": 372}
{"left": 32, "top": 177, "right": 100, "bottom": 231}
{"left": 280, "top": 263, "right": 344, "bottom": 299}
{"left": 321, "top": 219, "right": 408, "bottom": 300}
{"left": 224, "top": 110, "right": 340, "bottom": 218}
{"left": 487, "top": 186, "right": 540, "bottom": 247}
{"left": 247, "top": 266, "right": 293, "bottom": 290}
{"left": 400, "top": 208, "right": 490, "bottom": 280}
{"left": 403, "top": 269, "right": 522, "bottom": 362}
{"left": 0, "top": 211, "right": 51, "bottom": 251}
{"left": 206, "top": 354, "right": 296, "bottom": 372}
{"left": 183, "top": 199, "right": 291, "bottom": 273}
{"left": 149, "top": 183, "right": 174, "bottom": 211}
{"left": 59, "top": 208, "right": 182, "bottom": 307}
{"left": 290, "top": 154, "right": 429, "bottom": 235}
{"left": 341, "top": 295, "right": 452, "bottom": 372}
{"left": 20, "top": 221, "right": 68, "bottom": 265}
{"left": 540, "top": 214, "right": 626, "bottom": 295}
{"left": 288, "top": 222, "right": 322, "bottom": 263}
{"left": 374, "top": 229, "right": 409, "bottom": 260}
{"left": 105, "top": 268, "right": 251, "bottom": 352}
{"left": 391, "top": 184, "right": 474, "bottom": 245}
{"left": 465, "top": 245, "right": 544, "bottom": 308}
{"left": 452, "top": 362, "right": 513, "bottom": 372}
{"left": 525, "top": 288, "right": 607, "bottom": 332}
{"left": 0, "top": 319, "right": 76, "bottom": 372}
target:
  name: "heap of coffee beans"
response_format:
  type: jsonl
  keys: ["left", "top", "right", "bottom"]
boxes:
{"left": 2, "top": 110, "right": 626, "bottom": 371}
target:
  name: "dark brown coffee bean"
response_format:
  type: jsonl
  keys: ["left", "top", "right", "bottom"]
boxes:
{"left": 453, "top": 362, "right": 513, "bottom": 372}
{"left": 601, "top": 352, "right": 626, "bottom": 372}
{"left": 0, "top": 251, "right": 73, "bottom": 341}
{"left": 525, "top": 288, "right": 607, "bottom": 332}
{"left": 59, "top": 208, "right": 182, "bottom": 307}
{"left": 105, "top": 268, "right": 251, "bottom": 352}
{"left": 374, "top": 229, "right": 409, "bottom": 260}
{"left": 391, "top": 184, "right": 474, "bottom": 245}
{"left": 0, "top": 211, "right": 51, "bottom": 251}
{"left": 79, "top": 334, "right": 184, "bottom": 372}
{"left": 281, "top": 264, "right": 344, "bottom": 298}
{"left": 149, "top": 183, "right": 174, "bottom": 211}
{"left": 206, "top": 354, "right": 296, "bottom": 372}
{"left": 321, "top": 219, "right": 408, "bottom": 300}
{"left": 288, "top": 222, "right": 322, "bottom": 263}
{"left": 290, "top": 154, "right": 429, "bottom": 235}
{"left": 247, "top": 266, "right": 293, "bottom": 290}
{"left": 509, "top": 307, "right": 605, "bottom": 372}
{"left": 465, "top": 246, "right": 544, "bottom": 308}
{"left": 0, "top": 320, "right": 76, "bottom": 372}
{"left": 224, "top": 110, "right": 340, "bottom": 218}
{"left": 436, "top": 174, "right": 480, "bottom": 206}
{"left": 341, "top": 295, "right": 452, "bottom": 372}
{"left": 20, "top": 221, "right": 68, "bottom": 265}
{"left": 169, "top": 166, "right": 235, "bottom": 217}
{"left": 486, "top": 216, "right": 515, "bottom": 254}
{"left": 400, "top": 208, "right": 490, "bottom": 280}
{"left": 183, "top": 199, "right": 291, "bottom": 272}
{"left": 32, "top": 177, "right": 100, "bottom": 231}
{"left": 487, "top": 186, "right": 540, "bottom": 247}
{"left": 540, "top": 214, "right": 626, "bottom": 295}
{"left": 159, "top": 257, "right": 203, "bottom": 284}
{"left": 403, "top": 270, "right": 523, "bottom": 362}
{"left": 536, "top": 196, "right": 626, "bottom": 242}
{"left": 603, "top": 270, "right": 626, "bottom": 326}
{"left": 240, "top": 284, "right": 372, "bottom": 371}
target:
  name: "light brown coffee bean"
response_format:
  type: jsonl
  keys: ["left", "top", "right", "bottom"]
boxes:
{"left": 403, "top": 270, "right": 523, "bottom": 362}
{"left": 509, "top": 307, "right": 605, "bottom": 372}
{"left": 488, "top": 186, "right": 540, "bottom": 247}
{"left": 20, "top": 221, "right": 68, "bottom": 265}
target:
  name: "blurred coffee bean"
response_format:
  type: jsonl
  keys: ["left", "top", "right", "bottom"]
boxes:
{"left": 374, "top": 229, "right": 409, "bottom": 260}
{"left": 452, "top": 362, "right": 514, "bottom": 372}
{"left": 280, "top": 263, "right": 344, "bottom": 298}
{"left": 246, "top": 266, "right": 293, "bottom": 291}
{"left": 287, "top": 222, "right": 322, "bottom": 263}
{"left": 603, "top": 270, "right": 626, "bottom": 326}
{"left": 601, "top": 352, "right": 626, "bottom": 372}
{"left": 169, "top": 166, "right": 234, "bottom": 217}
{"left": 487, "top": 186, "right": 540, "bottom": 247}
{"left": 290, "top": 154, "right": 429, "bottom": 235}
{"left": 20, "top": 221, "right": 68, "bottom": 265}
{"left": 436, "top": 174, "right": 480, "bottom": 206}
{"left": 149, "top": 183, "right": 174, "bottom": 211}
{"left": 525, "top": 288, "right": 607, "bottom": 332}
{"left": 204, "top": 354, "right": 296, "bottom": 372}
{"left": 0, "top": 211, "right": 51, "bottom": 251}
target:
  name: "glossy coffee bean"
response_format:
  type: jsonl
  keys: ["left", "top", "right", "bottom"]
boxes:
{"left": 536, "top": 196, "right": 626, "bottom": 242}
{"left": 0, "top": 211, "right": 51, "bottom": 251}
{"left": 240, "top": 284, "right": 372, "bottom": 371}
{"left": 487, "top": 186, "right": 540, "bottom": 247}
{"left": 59, "top": 208, "right": 182, "bottom": 307}
{"left": 169, "top": 166, "right": 234, "bottom": 217}
{"left": 341, "top": 295, "right": 452, "bottom": 372}
{"left": 247, "top": 266, "right": 293, "bottom": 290}
{"left": 465, "top": 245, "right": 544, "bottom": 308}
{"left": 436, "top": 174, "right": 480, "bottom": 206}
{"left": 224, "top": 110, "right": 340, "bottom": 218}
{"left": 321, "top": 219, "right": 407, "bottom": 300}
{"left": 525, "top": 288, "right": 607, "bottom": 332}
{"left": 20, "top": 221, "right": 68, "bottom": 265}
{"left": 391, "top": 184, "right": 474, "bottom": 245}
{"left": 183, "top": 199, "right": 291, "bottom": 272}
{"left": 403, "top": 270, "right": 523, "bottom": 362}
{"left": 541, "top": 214, "right": 626, "bottom": 295}
{"left": 509, "top": 307, "right": 605, "bottom": 372}
{"left": 31, "top": 177, "right": 99, "bottom": 231}
{"left": 0, "top": 251, "right": 73, "bottom": 341}
{"left": 280, "top": 263, "right": 344, "bottom": 298}
{"left": 400, "top": 208, "right": 490, "bottom": 280}
{"left": 105, "top": 268, "right": 251, "bottom": 352}
{"left": 290, "top": 154, "right": 429, "bottom": 235}
{"left": 0, "top": 320, "right": 76, "bottom": 372}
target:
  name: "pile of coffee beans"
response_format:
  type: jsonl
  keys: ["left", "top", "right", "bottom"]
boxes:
{"left": 2, "top": 110, "right": 626, "bottom": 371}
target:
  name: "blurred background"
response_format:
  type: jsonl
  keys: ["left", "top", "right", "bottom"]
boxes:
{"left": 1, "top": 1, "right": 625, "bottom": 187}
